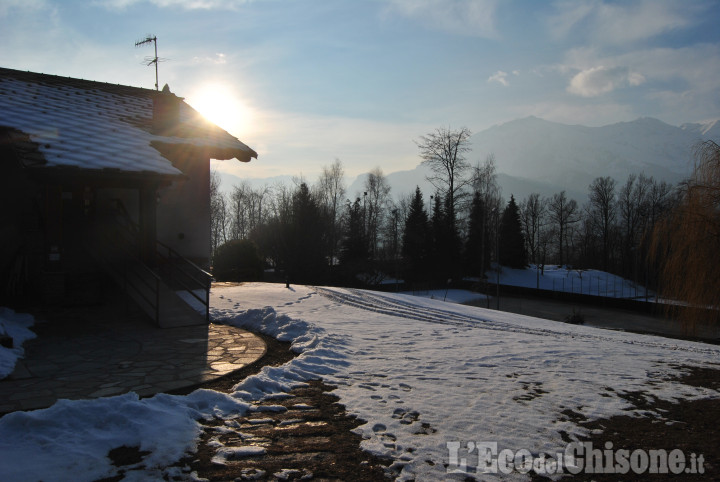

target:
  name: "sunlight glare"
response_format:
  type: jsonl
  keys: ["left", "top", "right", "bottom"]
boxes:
{"left": 188, "top": 83, "right": 254, "bottom": 137}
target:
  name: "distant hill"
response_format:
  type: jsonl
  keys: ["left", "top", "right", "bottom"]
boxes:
{"left": 217, "top": 116, "right": 719, "bottom": 204}
{"left": 468, "top": 116, "right": 716, "bottom": 198}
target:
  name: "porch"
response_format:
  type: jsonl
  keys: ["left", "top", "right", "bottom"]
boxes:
{"left": 0, "top": 298, "right": 265, "bottom": 413}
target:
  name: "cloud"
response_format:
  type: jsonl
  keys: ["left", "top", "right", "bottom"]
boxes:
{"left": 567, "top": 65, "right": 645, "bottom": 97}
{"left": 384, "top": 0, "right": 499, "bottom": 38}
{"left": 488, "top": 70, "right": 509, "bottom": 86}
{"left": 0, "top": 0, "right": 48, "bottom": 17}
{"left": 95, "top": 0, "right": 252, "bottom": 10}
{"left": 548, "top": 0, "right": 698, "bottom": 45}
{"left": 192, "top": 53, "right": 228, "bottom": 65}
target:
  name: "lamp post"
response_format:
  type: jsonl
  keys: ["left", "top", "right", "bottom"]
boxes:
{"left": 536, "top": 216, "right": 540, "bottom": 290}
{"left": 392, "top": 208, "right": 399, "bottom": 291}
{"left": 491, "top": 207, "right": 500, "bottom": 310}
{"left": 495, "top": 208, "right": 500, "bottom": 310}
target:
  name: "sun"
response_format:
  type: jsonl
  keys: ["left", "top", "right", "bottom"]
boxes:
{"left": 188, "top": 83, "right": 254, "bottom": 137}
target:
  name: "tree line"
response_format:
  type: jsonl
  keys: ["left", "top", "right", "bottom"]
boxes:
{"left": 211, "top": 129, "right": 719, "bottom": 328}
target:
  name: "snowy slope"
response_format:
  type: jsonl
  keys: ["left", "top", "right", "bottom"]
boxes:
{"left": 1, "top": 283, "right": 718, "bottom": 481}
{"left": 216, "top": 284, "right": 718, "bottom": 480}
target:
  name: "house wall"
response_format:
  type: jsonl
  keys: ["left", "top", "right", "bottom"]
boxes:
{"left": 95, "top": 188, "right": 139, "bottom": 224}
{"left": 156, "top": 154, "right": 211, "bottom": 269}
{"left": 0, "top": 153, "right": 42, "bottom": 303}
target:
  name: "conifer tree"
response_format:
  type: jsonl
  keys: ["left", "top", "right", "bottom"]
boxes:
{"left": 285, "top": 182, "right": 326, "bottom": 283}
{"left": 465, "top": 191, "right": 491, "bottom": 277}
{"left": 340, "top": 197, "right": 369, "bottom": 282}
{"left": 402, "top": 187, "right": 430, "bottom": 283}
{"left": 499, "top": 195, "right": 527, "bottom": 268}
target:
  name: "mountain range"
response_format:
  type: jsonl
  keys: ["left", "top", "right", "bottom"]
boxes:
{"left": 218, "top": 116, "right": 720, "bottom": 204}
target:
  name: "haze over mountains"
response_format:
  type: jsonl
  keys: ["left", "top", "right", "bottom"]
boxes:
{"left": 218, "top": 116, "right": 720, "bottom": 203}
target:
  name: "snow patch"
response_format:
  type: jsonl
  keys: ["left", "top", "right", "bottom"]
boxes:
{"left": 0, "top": 308, "right": 36, "bottom": 379}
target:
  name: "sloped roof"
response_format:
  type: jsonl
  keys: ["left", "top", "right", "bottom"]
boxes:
{"left": 0, "top": 67, "right": 258, "bottom": 177}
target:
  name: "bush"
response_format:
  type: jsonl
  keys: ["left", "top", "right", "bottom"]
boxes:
{"left": 212, "top": 239, "right": 263, "bottom": 282}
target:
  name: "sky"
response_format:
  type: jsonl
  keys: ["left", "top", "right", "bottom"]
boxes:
{"left": 1, "top": 0, "right": 719, "bottom": 181}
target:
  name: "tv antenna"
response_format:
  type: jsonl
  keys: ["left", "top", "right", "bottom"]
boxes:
{"left": 135, "top": 35, "right": 165, "bottom": 90}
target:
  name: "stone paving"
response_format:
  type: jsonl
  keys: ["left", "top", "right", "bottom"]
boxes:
{"left": 0, "top": 302, "right": 265, "bottom": 413}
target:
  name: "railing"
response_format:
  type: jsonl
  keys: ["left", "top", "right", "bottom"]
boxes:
{"left": 105, "top": 198, "right": 211, "bottom": 323}
{"left": 156, "top": 240, "right": 212, "bottom": 322}
{"left": 109, "top": 199, "right": 140, "bottom": 255}
{"left": 121, "top": 257, "right": 161, "bottom": 325}
{"left": 96, "top": 227, "right": 161, "bottom": 326}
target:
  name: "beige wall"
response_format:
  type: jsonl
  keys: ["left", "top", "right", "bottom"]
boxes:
{"left": 156, "top": 155, "right": 211, "bottom": 268}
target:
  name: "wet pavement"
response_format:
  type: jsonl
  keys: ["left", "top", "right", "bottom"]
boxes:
{"left": 0, "top": 300, "right": 265, "bottom": 413}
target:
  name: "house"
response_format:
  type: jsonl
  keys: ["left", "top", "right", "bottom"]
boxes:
{"left": 0, "top": 67, "right": 257, "bottom": 326}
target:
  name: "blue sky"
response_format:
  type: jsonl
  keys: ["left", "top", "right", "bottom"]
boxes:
{"left": 1, "top": 0, "right": 719, "bottom": 180}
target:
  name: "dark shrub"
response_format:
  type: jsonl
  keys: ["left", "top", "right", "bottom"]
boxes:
{"left": 212, "top": 239, "right": 263, "bottom": 282}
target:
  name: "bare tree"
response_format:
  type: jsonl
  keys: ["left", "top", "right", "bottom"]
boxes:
{"left": 587, "top": 176, "right": 617, "bottom": 271}
{"left": 229, "top": 181, "right": 270, "bottom": 240}
{"left": 315, "top": 159, "right": 346, "bottom": 268}
{"left": 469, "top": 155, "right": 502, "bottom": 278}
{"left": 547, "top": 191, "right": 579, "bottom": 266}
{"left": 416, "top": 127, "right": 472, "bottom": 225}
{"left": 618, "top": 174, "right": 652, "bottom": 277}
{"left": 210, "top": 169, "right": 228, "bottom": 258}
{"left": 651, "top": 140, "right": 720, "bottom": 332}
{"left": 519, "top": 193, "right": 546, "bottom": 267}
{"left": 364, "top": 167, "right": 392, "bottom": 258}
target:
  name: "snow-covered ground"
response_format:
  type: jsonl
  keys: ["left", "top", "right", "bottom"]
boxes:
{"left": 488, "top": 264, "right": 652, "bottom": 299}
{"left": 1, "top": 283, "right": 718, "bottom": 481}
{"left": 0, "top": 308, "right": 35, "bottom": 379}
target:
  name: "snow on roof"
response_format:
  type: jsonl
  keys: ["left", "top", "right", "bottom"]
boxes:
{"left": 0, "top": 67, "right": 258, "bottom": 177}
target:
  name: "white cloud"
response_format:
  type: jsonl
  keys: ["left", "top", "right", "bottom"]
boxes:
{"left": 567, "top": 65, "right": 645, "bottom": 97}
{"left": 95, "top": 0, "right": 252, "bottom": 10}
{"left": 192, "top": 52, "right": 228, "bottom": 65}
{"left": 487, "top": 70, "right": 509, "bottom": 86}
{"left": 384, "top": 0, "right": 499, "bottom": 38}
{"left": 548, "top": 0, "right": 698, "bottom": 45}
{"left": 0, "top": 0, "right": 48, "bottom": 17}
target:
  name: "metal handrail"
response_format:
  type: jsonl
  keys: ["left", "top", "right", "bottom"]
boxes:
{"left": 105, "top": 231, "right": 161, "bottom": 325}
{"left": 107, "top": 198, "right": 210, "bottom": 322}
{"left": 156, "top": 240, "right": 211, "bottom": 321}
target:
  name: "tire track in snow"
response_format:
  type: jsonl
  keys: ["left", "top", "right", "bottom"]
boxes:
{"left": 316, "top": 287, "right": 720, "bottom": 356}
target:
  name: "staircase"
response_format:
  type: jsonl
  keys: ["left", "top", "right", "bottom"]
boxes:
{"left": 89, "top": 200, "right": 211, "bottom": 328}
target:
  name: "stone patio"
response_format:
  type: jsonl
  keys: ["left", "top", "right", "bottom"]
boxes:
{"left": 0, "top": 300, "right": 265, "bottom": 413}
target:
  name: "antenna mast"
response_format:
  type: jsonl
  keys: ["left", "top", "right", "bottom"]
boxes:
{"left": 135, "top": 35, "right": 159, "bottom": 90}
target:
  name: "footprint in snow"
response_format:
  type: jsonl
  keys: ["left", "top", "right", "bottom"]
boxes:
{"left": 371, "top": 423, "right": 397, "bottom": 449}
{"left": 393, "top": 408, "right": 420, "bottom": 425}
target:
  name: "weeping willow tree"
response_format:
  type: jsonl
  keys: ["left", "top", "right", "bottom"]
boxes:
{"left": 651, "top": 140, "right": 720, "bottom": 333}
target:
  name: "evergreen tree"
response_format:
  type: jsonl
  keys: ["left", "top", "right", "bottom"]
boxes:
{"left": 401, "top": 187, "right": 430, "bottom": 283}
{"left": 429, "top": 192, "right": 460, "bottom": 282}
{"left": 430, "top": 192, "right": 446, "bottom": 281}
{"left": 499, "top": 195, "right": 527, "bottom": 268}
{"left": 465, "top": 191, "right": 491, "bottom": 278}
{"left": 340, "top": 197, "right": 369, "bottom": 278}
{"left": 285, "top": 183, "right": 326, "bottom": 283}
